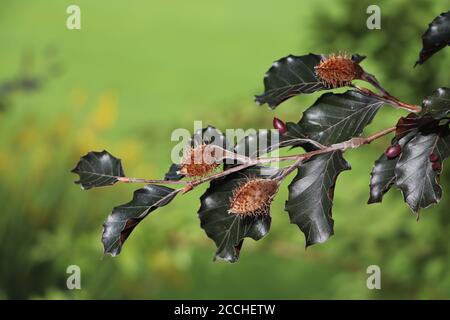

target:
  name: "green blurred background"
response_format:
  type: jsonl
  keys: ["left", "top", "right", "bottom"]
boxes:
{"left": 1, "top": 0, "right": 450, "bottom": 299}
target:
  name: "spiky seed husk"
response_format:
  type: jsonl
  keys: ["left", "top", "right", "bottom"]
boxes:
{"left": 179, "top": 144, "right": 219, "bottom": 177}
{"left": 315, "top": 53, "right": 363, "bottom": 88}
{"left": 229, "top": 178, "right": 278, "bottom": 216}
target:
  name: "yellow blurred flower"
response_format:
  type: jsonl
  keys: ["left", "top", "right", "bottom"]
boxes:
{"left": 90, "top": 92, "right": 118, "bottom": 131}
{"left": 116, "top": 139, "right": 142, "bottom": 165}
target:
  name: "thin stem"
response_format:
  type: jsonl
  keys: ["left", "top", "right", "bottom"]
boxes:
{"left": 274, "top": 157, "right": 303, "bottom": 182}
{"left": 354, "top": 81, "right": 422, "bottom": 113}
{"left": 272, "top": 126, "right": 396, "bottom": 183}
{"left": 190, "top": 160, "right": 258, "bottom": 187}
{"left": 360, "top": 72, "right": 390, "bottom": 96}
{"left": 365, "top": 126, "right": 397, "bottom": 143}
{"left": 354, "top": 64, "right": 421, "bottom": 111}
{"left": 117, "top": 177, "right": 187, "bottom": 185}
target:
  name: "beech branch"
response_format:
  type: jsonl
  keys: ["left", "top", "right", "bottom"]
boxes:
{"left": 115, "top": 126, "right": 397, "bottom": 194}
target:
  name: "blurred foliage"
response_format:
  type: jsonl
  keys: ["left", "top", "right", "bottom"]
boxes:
{"left": 0, "top": 0, "right": 450, "bottom": 299}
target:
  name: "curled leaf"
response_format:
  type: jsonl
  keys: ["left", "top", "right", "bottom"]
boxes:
{"left": 285, "top": 151, "right": 351, "bottom": 247}
{"left": 421, "top": 87, "right": 450, "bottom": 120}
{"left": 415, "top": 11, "right": 450, "bottom": 66}
{"left": 255, "top": 54, "right": 366, "bottom": 108}
{"left": 395, "top": 131, "right": 450, "bottom": 213}
{"left": 298, "top": 90, "right": 384, "bottom": 145}
{"left": 255, "top": 54, "right": 326, "bottom": 108}
{"left": 368, "top": 132, "right": 417, "bottom": 204}
{"left": 102, "top": 185, "right": 178, "bottom": 256}
{"left": 71, "top": 150, "right": 125, "bottom": 190}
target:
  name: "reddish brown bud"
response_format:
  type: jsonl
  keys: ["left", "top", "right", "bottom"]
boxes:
{"left": 432, "top": 162, "right": 442, "bottom": 172}
{"left": 429, "top": 153, "right": 439, "bottom": 162}
{"left": 273, "top": 117, "right": 287, "bottom": 135}
{"left": 385, "top": 144, "right": 402, "bottom": 159}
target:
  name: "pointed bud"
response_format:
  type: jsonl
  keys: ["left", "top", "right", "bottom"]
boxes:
{"left": 273, "top": 117, "right": 287, "bottom": 135}
{"left": 432, "top": 162, "right": 442, "bottom": 172}
{"left": 385, "top": 143, "right": 402, "bottom": 159}
{"left": 429, "top": 153, "right": 439, "bottom": 162}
